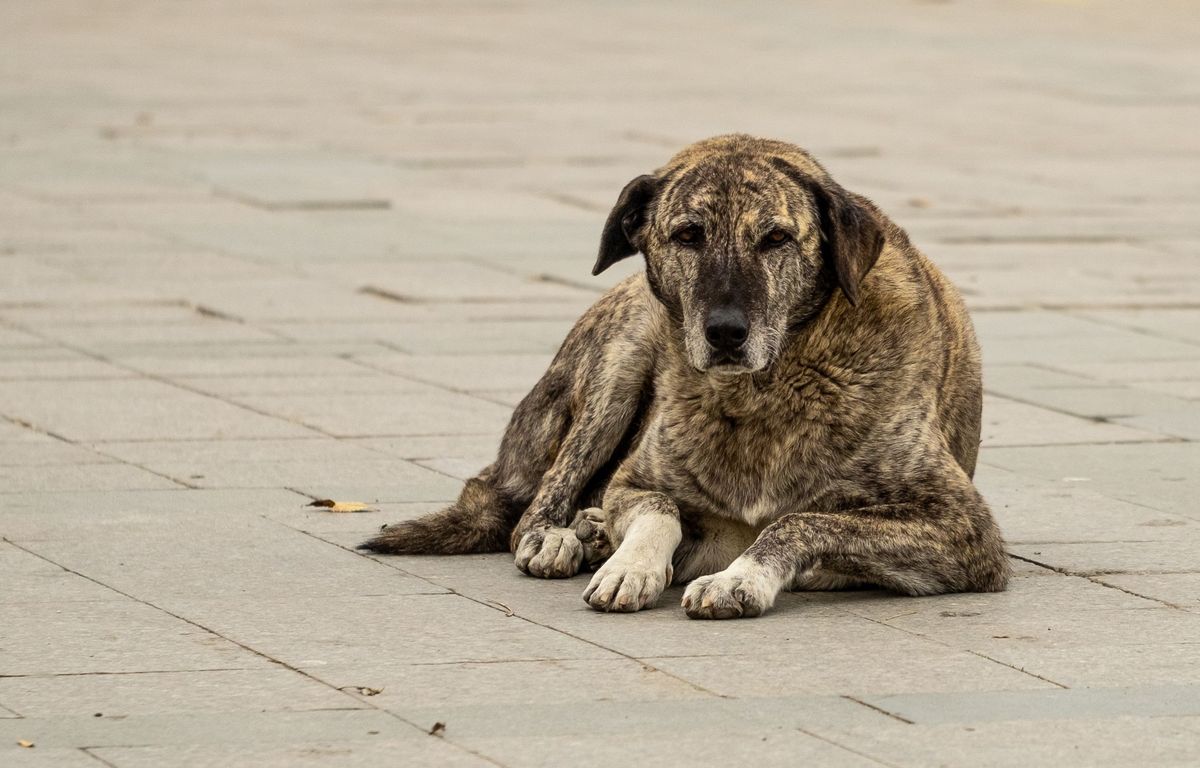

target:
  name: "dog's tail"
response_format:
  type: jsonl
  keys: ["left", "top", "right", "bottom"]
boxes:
{"left": 356, "top": 475, "right": 517, "bottom": 555}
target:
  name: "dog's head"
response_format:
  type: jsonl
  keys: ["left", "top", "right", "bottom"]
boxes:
{"left": 593, "top": 135, "right": 884, "bottom": 374}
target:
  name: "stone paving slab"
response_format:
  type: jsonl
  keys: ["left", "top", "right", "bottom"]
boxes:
{"left": 823, "top": 715, "right": 1200, "bottom": 768}
{"left": 0, "top": 710, "right": 411, "bottom": 751}
{"left": 0, "top": 668, "right": 353, "bottom": 718}
{"left": 0, "top": 463, "right": 180, "bottom": 494}
{"left": 976, "top": 464, "right": 1197, "bottom": 544}
{"left": 2, "top": 0, "right": 1199, "bottom": 765}
{"left": 0, "top": 379, "right": 320, "bottom": 442}
{"left": 186, "top": 593, "right": 623, "bottom": 669}
{"left": 983, "top": 442, "right": 1200, "bottom": 520}
{"left": 0, "top": 598, "right": 269, "bottom": 677}
{"left": 867, "top": 684, "right": 1200, "bottom": 724}
{"left": 226, "top": 390, "right": 515, "bottom": 439}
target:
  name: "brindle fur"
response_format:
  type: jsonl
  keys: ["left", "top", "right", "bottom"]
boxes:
{"left": 360, "top": 134, "right": 1009, "bottom": 618}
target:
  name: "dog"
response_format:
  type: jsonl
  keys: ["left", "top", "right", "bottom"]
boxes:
{"left": 360, "top": 134, "right": 1009, "bottom": 618}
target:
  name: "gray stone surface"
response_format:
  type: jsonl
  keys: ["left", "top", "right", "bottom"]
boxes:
{"left": 865, "top": 684, "right": 1200, "bottom": 724}
{"left": 1, "top": 0, "right": 1198, "bottom": 765}
{"left": 0, "top": 668, "right": 353, "bottom": 718}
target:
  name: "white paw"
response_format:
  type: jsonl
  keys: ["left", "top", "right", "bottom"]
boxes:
{"left": 682, "top": 566, "right": 778, "bottom": 619}
{"left": 582, "top": 557, "right": 673, "bottom": 613}
{"left": 514, "top": 527, "right": 583, "bottom": 578}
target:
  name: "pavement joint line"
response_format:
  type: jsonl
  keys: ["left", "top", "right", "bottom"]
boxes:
{"left": 982, "top": 389, "right": 1143, "bottom": 426}
{"left": 796, "top": 724, "right": 902, "bottom": 768}
{"left": 795, "top": 724, "right": 903, "bottom": 768}
{"left": 1008, "top": 553, "right": 1192, "bottom": 611}
{"left": 210, "top": 187, "right": 393, "bottom": 212}
{"left": 457, "top": 252, "right": 604, "bottom": 293}
{"left": 347, "top": 436, "right": 495, "bottom": 464}
{"left": 402, "top": 460, "right": 475, "bottom": 483}
{"left": 839, "top": 695, "right": 915, "bottom": 725}
{"left": 963, "top": 651, "right": 1069, "bottom": 690}
{"left": 357, "top": 285, "right": 581, "bottom": 306}
{"left": 0, "top": 413, "right": 75, "bottom": 444}
{"left": 980, "top": 437, "right": 1185, "bottom": 449}
{"left": 343, "top": 337, "right": 418, "bottom": 354}
{"left": 342, "top": 354, "right": 518, "bottom": 403}
{"left": 82, "top": 444, "right": 202, "bottom": 490}
{"left": 289, "top": 525, "right": 730, "bottom": 700}
{"left": 469, "top": 392, "right": 524, "bottom": 409}
{"left": 1031, "top": 358, "right": 1200, "bottom": 386}
{"left": 1088, "top": 575, "right": 1198, "bottom": 614}
{"left": 1022, "top": 359, "right": 1114, "bottom": 384}
{"left": 519, "top": 186, "right": 609, "bottom": 214}
{"left": 78, "top": 748, "right": 118, "bottom": 768}
{"left": 188, "top": 304, "right": 245, "bottom": 324}
{"left": 1060, "top": 309, "right": 1200, "bottom": 350}
{"left": 1, "top": 538, "right": 508, "bottom": 768}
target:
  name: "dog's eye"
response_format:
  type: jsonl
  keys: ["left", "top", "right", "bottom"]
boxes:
{"left": 672, "top": 226, "right": 704, "bottom": 246}
{"left": 763, "top": 229, "right": 792, "bottom": 248}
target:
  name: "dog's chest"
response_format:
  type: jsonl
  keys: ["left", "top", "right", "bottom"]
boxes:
{"left": 646, "top": 377, "right": 836, "bottom": 526}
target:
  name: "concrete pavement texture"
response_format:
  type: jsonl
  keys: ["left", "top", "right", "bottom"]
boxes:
{"left": 2, "top": 1, "right": 1198, "bottom": 766}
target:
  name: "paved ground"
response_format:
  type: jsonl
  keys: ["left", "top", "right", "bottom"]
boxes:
{"left": 1, "top": 1, "right": 1199, "bottom": 765}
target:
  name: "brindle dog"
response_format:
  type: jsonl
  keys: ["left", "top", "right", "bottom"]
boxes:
{"left": 360, "top": 134, "right": 1009, "bottom": 618}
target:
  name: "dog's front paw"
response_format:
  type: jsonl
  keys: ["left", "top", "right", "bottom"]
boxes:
{"left": 583, "top": 557, "right": 672, "bottom": 612}
{"left": 514, "top": 527, "right": 583, "bottom": 578}
{"left": 682, "top": 567, "right": 777, "bottom": 619}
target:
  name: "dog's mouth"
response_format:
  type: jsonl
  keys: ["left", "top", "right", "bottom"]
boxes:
{"left": 699, "top": 350, "right": 768, "bottom": 376}
{"left": 709, "top": 350, "right": 749, "bottom": 369}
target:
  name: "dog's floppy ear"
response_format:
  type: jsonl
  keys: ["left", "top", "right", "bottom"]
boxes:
{"left": 814, "top": 182, "right": 885, "bottom": 306}
{"left": 593, "top": 174, "right": 660, "bottom": 276}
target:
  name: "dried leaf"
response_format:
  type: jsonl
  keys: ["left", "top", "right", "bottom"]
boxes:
{"left": 17, "top": 739, "right": 34, "bottom": 748}
{"left": 306, "top": 499, "right": 374, "bottom": 513}
{"left": 429, "top": 721, "right": 446, "bottom": 737}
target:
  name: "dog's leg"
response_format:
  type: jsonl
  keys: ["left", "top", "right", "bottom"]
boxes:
{"left": 511, "top": 385, "right": 645, "bottom": 578}
{"left": 582, "top": 488, "right": 682, "bottom": 612}
{"left": 683, "top": 470, "right": 1009, "bottom": 619}
{"left": 362, "top": 275, "right": 654, "bottom": 560}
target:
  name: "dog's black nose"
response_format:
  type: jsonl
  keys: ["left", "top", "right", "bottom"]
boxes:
{"left": 704, "top": 307, "right": 749, "bottom": 352}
